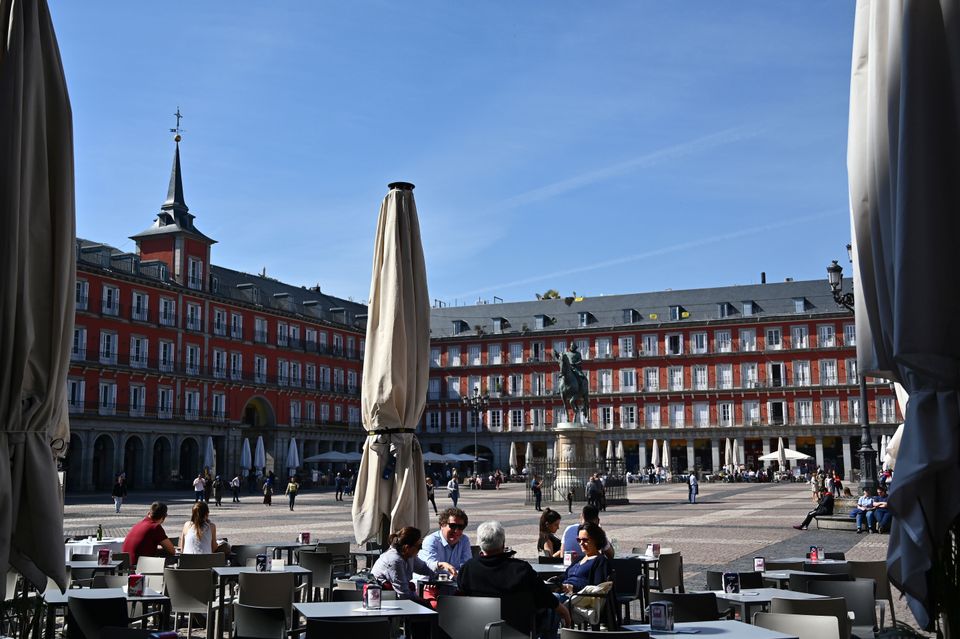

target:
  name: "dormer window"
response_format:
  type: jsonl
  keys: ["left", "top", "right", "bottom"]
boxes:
{"left": 717, "top": 302, "right": 734, "bottom": 318}
{"left": 742, "top": 301, "right": 755, "bottom": 316}
{"left": 187, "top": 258, "right": 203, "bottom": 291}
{"left": 578, "top": 312, "right": 594, "bottom": 327}
{"left": 622, "top": 309, "right": 640, "bottom": 324}
{"left": 669, "top": 306, "right": 688, "bottom": 321}
{"left": 453, "top": 320, "right": 469, "bottom": 336}
{"left": 492, "top": 317, "right": 508, "bottom": 334}
{"left": 534, "top": 314, "right": 552, "bottom": 330}
{"left": 793, "top": 297, "right": 809, "bottom": 313}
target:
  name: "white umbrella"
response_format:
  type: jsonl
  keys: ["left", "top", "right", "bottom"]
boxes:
{"left": 240, "top": 439, "right": 252, "bottom": 476}
{"left": 724, "top": 438, "right": 732, "bottom": 472}
{"left": 203, "top": 436, "right": 216, "bottom": 473}
{"left": 777, "top": 437, "right": 787, "bottom": 469}
{"left": 422, "top": 451, "right": 446, "bottom": 463}
{"left": 847, "top": 2, "right": 960, "bottom": 625}
{"left": 605, "top": 440, "right": 615, "bottom": 460}
{"left": 0, "top": 0, "right": 75, "bottom": 596}
{"left": 650, "top": 439, "right": 660, "bottom": 468}
{"left": 508, "top": 442, "right": 518, "bottom": 475}
{"left": 616, "top": 440, "right": 625, "bottom": 461}
{"left": 661, "top": 440, "right": 670, "bottom": 472}
{"left": 731, "top": 440, "right": 740, "bottom": 468}
{"left": 759, "top": 447, "right": 813, "bottom": 462}
{"left": 525, "top": 442, "right": 534, "bottom": 465}
{"left": 884, "top": 423, "right": 904, "bottom": 471}
{"left": 254, "top": 436, "right": 266, "bottom": 472}
{"left": 353, "top": 182, "right": 431, "bottom": 544}
{"left": 286, "top": 438, "right": 300, "bottom": 473}
{"left": 304, "top": 451, "right": 351, "bottom": 463}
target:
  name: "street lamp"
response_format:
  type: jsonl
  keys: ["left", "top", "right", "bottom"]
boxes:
{"left": 462, "top": 389, "right": 489, "bottom": 477}
{"left": 826, "top": 252, "right": 877, "bottom": 492}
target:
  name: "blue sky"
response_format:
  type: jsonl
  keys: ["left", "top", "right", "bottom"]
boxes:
{"left": 51, "top": 1, "right": 857, "bottom": 306}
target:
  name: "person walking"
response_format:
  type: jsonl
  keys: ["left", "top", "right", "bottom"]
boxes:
{"left": 447, "top": 472, "right": 460, "bottom": 508}
{"left": 230, "top": 474, "right": 241, "bottom": 503}
{"left": 111, "top": 476, "right": 127, "bottom": 513}
{"left": 530, "top": 474, "right": 543, "bottom": 511}
{"left": 334, "top": 472, "right": 345, "bottom": 502}
{"left": 203, "top": 471, "right": 213, "bottom": 503}
{"left": 688, "top": 471, "right": 699, "bottom": 504}
{"left": 192, "top": 474, "right": 205, "bottom": 502}
{"left": 262, "top": 475, "right": 273, "bottom": 506}
{"left": 425, "top": 477, "right": 438, "bottom": 514}
{"left": 285, "top": 476, "right": 300, "bottom": 511}
{"left": 212, "top": 475, "right": 223, "bottom": 507}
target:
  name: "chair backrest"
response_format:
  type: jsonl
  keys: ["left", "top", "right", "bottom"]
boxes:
{"left": 71, "top": 553, "right": 97, "bottom": 561}
{"left": 67, "top": 596, "right": 129, "bottom": 639}
{"left": 234, "top": 602, "right": 287, "bottom": 639}
{"left": 471, "top": 544, "right": 481, "bottom": 559}
{"left": 561, "top": 630, "right": 650, "bottom": 638}
{"left": 808, "top": 578, "right": 878, "bottom": 632}
{"left": 164, "top": 568, "right": 214, "bottom": 613}
{"left": 305, "top": 618, "right": 392, "bottom": 639}
{"left": 231, "top": 545, "right": 269, "bottom": 567}
{"left": 135, "top": 555, "right": 166, "bottom": 574}
{"left": 704, "top": 570, "right": 763, "bottom": 591}
{"left": 754, "top": 612, "right": 841, "bottom": 639}
{"left": 656, "top": 552, "right": 684, "bottom": 592}
{"left": 764, "top": 560, "right": 804, "bottom": 571}
{"left": 789, "top": 571, "right": 849, "bottom": 593}
{"left": 238, "top": 571, "right": 296, "bottom": 627}
{"left": 438, "top": 595, "right": 506, "bottom": 639}
{"left": 316, "top": 542, "right": 351, "bottom": 572}
{"left": 847, "top": 560, "right": 891, "bottom": 599}
{"left": 806, "top": 551, "right": 845, "bottom": 560}
{"left": 111, "top": 552, "right": 131, "bottom": 573}
{"left": 611, "top": 558, "right": 644, "bottom": 597}
{"left": 770, "top": 595, "right": 850, "bottom": 639}
{"left": 92, "top": 574, "right": 127, "bottom": 589}
{"left": 331, "top": 589, "right": 397, "bottom": 602}
{"left": 178, "top": 552, "right": 226, "bottom": 569}
{"left": 44, "top": 568, "right": 71, "bottom": 595}
{"left": 297, "top": 551, "right": 335, "bottom": 591}
{"left": 804, "top": 562, "right": 850, "bottom": 575}
{"left": 648, "top": 592, "right": 719, "bottom": 622}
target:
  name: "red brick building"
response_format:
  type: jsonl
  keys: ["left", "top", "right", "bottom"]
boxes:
{"left": 422, "top": 284, "right": 901, "bottom": 481}
{"left": 65, "top": 142, "right": 366, "bottom": 491}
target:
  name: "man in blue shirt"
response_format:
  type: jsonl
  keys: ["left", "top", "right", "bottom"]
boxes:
{"left": 416, "top": 507, "right": 472, "bottom": 579}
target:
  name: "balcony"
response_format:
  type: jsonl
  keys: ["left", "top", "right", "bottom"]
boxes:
{"left": 186, "top": 317, "right": 204, "bottom": 332}
{"left": 254, "top": 330, "right": 268, "bottom": 343}
{"left": 76, "top": 295, "right": 88, "bottom": 311}
{"left": 159, "top": 312, "right": 176, "bottom": 327}
{"left": 213, "top": 323, "right": 227, "bottom": 337}
{"left": 99, "top": 350, "right": 117, "bottom": 365}
{"left": 100, "top": 300, "right": 120, "bottom": 316}
{"left": 231, "top": 327, "right": 244, "bottom": 340}
{"left": 187, "top": 276, "right": 203, "bottom": 290}
{"left": 131, "top": 307, "right": 150, "bottom": 322}
{"left": 71, "top": 347, "right": 86, "bottom": 362}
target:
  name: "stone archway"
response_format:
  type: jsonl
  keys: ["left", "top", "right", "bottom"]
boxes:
{"left": 153, "top": 437, "right": 172, "bottom": 487}
{"left": 92, "top": 434, "right": 115, "bottom": 491}
{"left": 65, "top": 434, "right": 83, "bottom": 492}
{"left": 123, "top": 436, "right": 144, "bottom": 489}
{"left": 242, "top": 396, "right": 276, "bottom": 429}
{"left": 179, "top": 437, "right": 200, "bottom": 482}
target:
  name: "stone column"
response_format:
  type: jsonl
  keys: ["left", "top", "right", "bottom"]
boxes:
{"left": 637, "top": 440, "right": 647, "bottom": 469}
{"left": 143, "top": 435, "right": 155, "bottom": 490}
{"left": 80, "top": 431, "right": 95, "bottom": 491}
{"left": 788, "top": 436, "right": 797, "bottom": 452}
{"left": 815, "top": 436, "right": 824, "bottom": 469}
{"left": 842, "top": 436, "right": 853, "bottom": 482}
{"left": 711, "top": 439, "right": 720, "bottom": 472}
{"left": 686, "top": 440, "right": 695, "bottom": 472}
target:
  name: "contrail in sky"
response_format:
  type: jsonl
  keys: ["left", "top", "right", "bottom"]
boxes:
{"left": 446, "top": 208, "right": 840, "bottom": 300}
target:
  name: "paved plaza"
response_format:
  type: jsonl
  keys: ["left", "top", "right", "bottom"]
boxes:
{"left": 65, "top": 480, "right": 920, "bottom": 631}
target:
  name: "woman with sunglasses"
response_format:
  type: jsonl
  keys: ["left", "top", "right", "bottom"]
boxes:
{"left": 561, "top": 522, "right": 610, "bottom": 594}
{"left": 370, "top": 526, "right": 457, "bottom": 606}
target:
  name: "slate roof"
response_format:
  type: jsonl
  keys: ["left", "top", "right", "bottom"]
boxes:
{"left": 428, "top": 279, "right": 851, "bottom": 338}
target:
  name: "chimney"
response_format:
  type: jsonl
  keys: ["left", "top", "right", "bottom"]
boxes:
{"left": 761, "top": 272, "right": 766, "bottom": 284}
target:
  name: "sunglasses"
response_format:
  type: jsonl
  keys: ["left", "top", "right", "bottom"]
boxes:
{"left": 576, "top": 537, "right": 592, "bottom": 545}
{"left": 444, "top": 523, "right": 466, "bottom": 531}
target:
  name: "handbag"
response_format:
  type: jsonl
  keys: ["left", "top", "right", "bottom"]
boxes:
{"left": 568, "top": 581, "right": 613, "bottom": 627}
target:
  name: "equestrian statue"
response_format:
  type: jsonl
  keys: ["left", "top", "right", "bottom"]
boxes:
{"left": 554, "top": 342, "right": 590, "bottom": 424}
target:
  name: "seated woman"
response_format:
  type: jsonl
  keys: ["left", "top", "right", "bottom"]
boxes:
{"left": 180, "top": 501, "right": 218, "bottom": 554}
{"left": 538, "top": 508, "right": 562, "bottom": 557}
{"left": 561, "top": 522, "right": 611, "bottom": 594}
{"left": 371, "top": 526, "right": 456, "bottom": 606}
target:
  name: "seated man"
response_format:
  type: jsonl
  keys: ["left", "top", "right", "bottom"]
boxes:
{"left": 122, "top": 502, "right": 176, "bottom": 564}
{"left": 458, "top": 521, "right": 571, "bottom": 637}
{"left": 559, "top": 505, "right": 614, "bottom": 561}
{"left": 416, "top": 508, "right": 472, "bottom": 601}
{"left": 873, "top": 487, "right": 892, "bottom": 533}
{"left": 793, "top": 489, "right": 835, "bottom": 530}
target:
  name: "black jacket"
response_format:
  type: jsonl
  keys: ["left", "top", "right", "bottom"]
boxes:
{"left": 813, "top": 492, "right": 835, "bottom": 515}
{"left": 458, "top": 553, "right": 557, "bottom": 632}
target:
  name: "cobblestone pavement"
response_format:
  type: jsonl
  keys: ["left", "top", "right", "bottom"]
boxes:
{"left": 65, "top": 480, "right": 929, "bottom": 634}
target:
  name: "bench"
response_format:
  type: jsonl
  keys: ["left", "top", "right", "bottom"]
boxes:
{"left": 814, "top": 498, "right": 858, "bottom": 531}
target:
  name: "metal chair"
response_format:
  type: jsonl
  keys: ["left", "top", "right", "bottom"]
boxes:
{"left": 315, "top": 542, "right": 351, "bottom": 575}
{"left": 305, "top": 618, "right": 392, "bottom": 639}
{"left": 438, "top": 594, "right": 530, "bottom": 639}
{"left": 70, "top": 553, "right": 98, "bottom": 587}
{"left": 808, "top": 578, "right": 879, "bottom": 639}
{"left": 231, "top": 545, "right": 269, "bottom": 567}
{"left": 91, "top": 574, "right": 127, "bottom": 588}
{"left": 848, "top": 560, "right": 896, "bottom": 627}
{"left": 754, "top": 611, "right": 841, "bottom": 639}
{"left": 649, "top": 552, "right": 684, "bottom": 593}
{"left": 647, "top": 592, "right": 732, "bottom": 622}
{"left": 111, "top": 552, "right": 131, "bottom": 574}
{"left": 788, "top": 571, "right": 849, "bottom": 593}
{"left": 178, "top": 552, "right": 227, "bottom": 569}
{"left": 234, "top": 602, "right": 287, "bottom": 639}
{"left": 66, "top": 595, "right": 158, "bottom": 639}
{"left": 163, "top": 567, "right": 217, "bottom": 639}
{"left": 804, "top": 561, "right": 851, "bottom": 576}
{"left": 764, "top": 560, "right": 805, "bottom": 571}
{"left": 704, "top": 570, "right": 764, "bottom": 591}
{"left": 770, "top": 595, "right": 851, "bottom": 639}
{"left": 561, "top": 630, "right": 650, "bottom": 638}
{"left": 134, "top": 556, "right": 167, "bottom": 592}
{"left": 237, "top": 571, "right": 298, "bottom": 632}
{"left": 610, "top": 558, "right": 645, "bottom": 623}
{"left": 297, "top": 551, "right": 334, "bottom": 601}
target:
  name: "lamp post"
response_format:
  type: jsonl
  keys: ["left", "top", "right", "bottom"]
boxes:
{"left": 827, "top": 253, "right": 877, "bottom": 493}
{"left": 462, "top": 389, "right": 489, "bottom": 477}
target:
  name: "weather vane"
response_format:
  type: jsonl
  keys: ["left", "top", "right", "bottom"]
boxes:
{"left": 170, "top": 107, "right": 185, "bottom": 142}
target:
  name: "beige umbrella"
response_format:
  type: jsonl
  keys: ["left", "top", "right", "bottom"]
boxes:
{"left": 508, "top": 441, "right": 518, "bottom": 475}
{"left": 778, "top": 436, "right": 787, "bottom": 469}
{"left": 352, "top": 183, "right": 430, "bottom": 544}
{"left": 661, "top": 440, "right": 670, "bottom": 472}
{"left": 650, "top": 439, "right": 660, "bottom": 468}
{"left": 525, "top": 442, "right": 534, "bottom": 465}
{"left": 605, "top": 440, "right": 615, "bottom": 460}
{"left": 0, "top": 0, "right": 75, "bottom": 596}
{"left": 724, "top": 438, "right": 732, "bottom": 472}
{"left": 616, "top": 440, "right": 625, "bottom": 461}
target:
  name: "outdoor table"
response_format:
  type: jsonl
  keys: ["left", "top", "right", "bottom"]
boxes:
{"left": 773, "top": 557, "right": 847, "bottom": 565}
{"left": 623, "top": 619, "right": 799, "bottom": 638}
{"left": 212, "top": 565, "right": 312, "bottom": 639}
{"left": 709, "top": 588, "right": 827, "bottom": 623}
{"left": 44, "top": 586, "right": 171, "bottom": 637}
{"left": 761, "top": 570, "right": 822, "bottom": 589}
{"left": 350, "top": 548, "right": 381, "bottom": 569}
{"left": 64, "top": 537, "right": 124, "bottom": 562}
{"left": 65, "top": 560, "right": 122, "bottom": 575}
{"left": 414, "top": 575, "right": 458, "bottom": 598}
{"left": 261, "top": 541, "right": 305, "bottom": 563}
{"left": 295, "top": 599, "right": 436, "bottom": 634}
{"left": 528, "top": 563, "right": 566, "bottom": 578}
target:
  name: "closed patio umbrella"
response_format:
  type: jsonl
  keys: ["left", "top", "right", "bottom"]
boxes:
{"left": 616, "top": 440, "right": 625, "bottom": 461}
{"left": 254, "top": 436, "right": 266, "bottom": 473}
{"left": 286, "top": 438, "right": 300, "bottom": 474}
{"left": 605, "top": 440, "right": 615, "bottom": 460}
{"left": 847, "top": 2, "right": 960, "bottom": 625}
{"left": 508, "top": 442, "right": 518, "bottom": 475}
{"left": 661, "top": 440, "right": 670, "bottom": 472}
{"left": 650, "top": 439, "right": 660, "bottom": 468}
{"left": 777, "top": 437, "right": 787, "bottom": 469}
{"left": 0, "top": 0, "right": 75, "bottom": 596}
{"left": 884, "top": 423, "right": 904, "bottom": 471}
{"left": 240, "top": 439, "right": 252, "bottom": 476}
{"left": 203, "top": 437, "right": 216, "bottom": 474}
{"left": 352, "top": 183, "right": 431, "bottom": 544}
{"left": 552, "top": 439, "right": 560, "bottom": 462}
{"left": 724, "top": 438, "right": 732, "bottom": 472}
{"left": 525, "top": 442, "right": 534, "bottom": 466}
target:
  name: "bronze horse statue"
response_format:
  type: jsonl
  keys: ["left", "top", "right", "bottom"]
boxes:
{"left": 555, "top": 349, "right": 589, "bottom": 423}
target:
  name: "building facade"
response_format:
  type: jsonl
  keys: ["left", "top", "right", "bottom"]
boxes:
{"left": 65, "top": 142, "right": 367, "bottom": 491}
{"left": 421, "top": 283, "right": 901, "bottom": 481}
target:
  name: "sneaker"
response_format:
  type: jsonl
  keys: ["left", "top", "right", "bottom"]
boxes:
{"left": 792, "top": 524, "right": 804, "bottom": 530}
{"left": 856, "top": 528, "right": 863, "bottom": 534}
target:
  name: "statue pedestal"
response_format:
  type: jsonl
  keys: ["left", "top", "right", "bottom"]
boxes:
{"left": 554, "top": 422, "right": 598, "bottom": 501}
